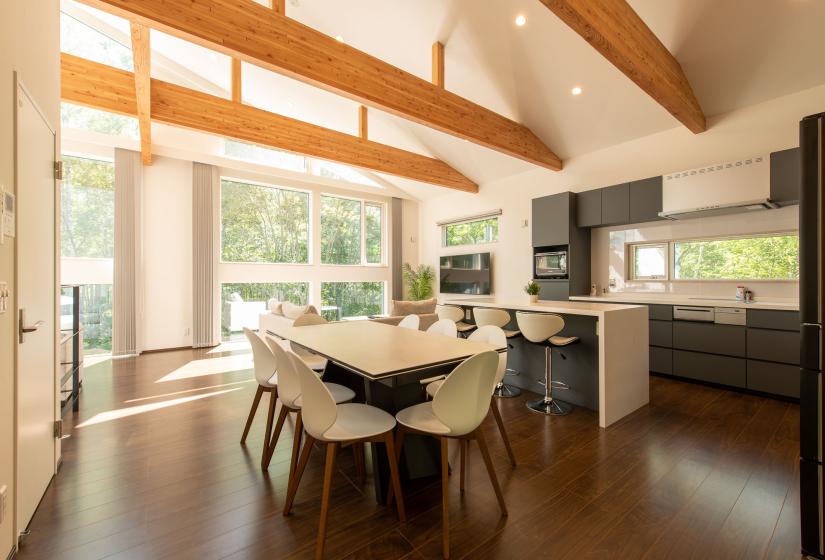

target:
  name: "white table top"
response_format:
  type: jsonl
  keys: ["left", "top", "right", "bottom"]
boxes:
{"left": 442, "top": 298, "right": 644, "bottom": 317}
{"left": 265, "top": 320, "right": 502, "bottom": 379}
{"left": 570, "top": 294, "right": 800, "bottom": 311}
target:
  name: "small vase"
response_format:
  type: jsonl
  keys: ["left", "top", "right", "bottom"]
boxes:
{"left": 529, "top": 294, "right": 539, "bottom": 303}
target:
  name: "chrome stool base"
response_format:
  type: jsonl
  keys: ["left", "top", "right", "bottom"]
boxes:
{"left": 527, "top": 397, "right": 572, "bottom": 416}
{"left": 493, "top": 382, "right": 521, "bottom": 398}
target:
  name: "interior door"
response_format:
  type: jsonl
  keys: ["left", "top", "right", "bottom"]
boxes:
{"left": 15, "top": 78, "right": 57, "bottom": 533}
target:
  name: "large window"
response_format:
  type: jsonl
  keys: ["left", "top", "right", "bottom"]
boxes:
{"left": 60, "top": 11, "right": 133, "bottom": 71}
{"left": 221, "top": 179, "right": 310, "bottom": 264}
{"left": 442, "top": 217, "right": 499, "bottom": 247}
{"left": 61, "top": 103, "right": 139, "bottom": 139}
{"left": 224, "top": 140, "right": 306, "bottom": 173}
{"left": 320, "top": 195, "right": 384, "bottom": 266}
{"left": 221, "top": 282, "right": 309, "bottom": 338}
{"left": 321, "top": 282, "right": 385, "bottom": 320}
{"left": 628, "top": 233, "right": 799, "bottom": 281}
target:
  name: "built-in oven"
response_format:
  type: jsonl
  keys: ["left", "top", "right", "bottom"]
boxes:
{"left": 535, "top": 250, "right": 568, "bottom": 278}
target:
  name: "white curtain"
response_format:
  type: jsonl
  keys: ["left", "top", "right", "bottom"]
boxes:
{"left": 391, "top": 197, "right": 403, "bottom": 300}
{"left": 192, "top": 162, "right": 219, "bottom": 348}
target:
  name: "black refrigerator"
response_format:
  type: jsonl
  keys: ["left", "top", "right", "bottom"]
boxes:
{"left": 801, "top": 111, "right": 825, "bottom": 559}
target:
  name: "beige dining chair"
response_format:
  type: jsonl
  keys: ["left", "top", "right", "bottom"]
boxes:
{"left": 239, "top": 327, "right": 279, "bottom": 468}
{"left": 397, "top": 314, "right": 420, "bottom": 330}
{"left": 427, "top": 318, "right": 458, "bottom": 338}
{"left": 291, "top": 312, "right": 329, "bottom": 371}
{"left": 436, "top": 304, "right": 476, "bottom": 336}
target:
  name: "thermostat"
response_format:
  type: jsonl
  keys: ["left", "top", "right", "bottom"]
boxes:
{"left": 1, "top": 187, "right": 14, "bottom": 242}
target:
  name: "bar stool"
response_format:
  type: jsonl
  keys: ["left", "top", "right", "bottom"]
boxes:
{"left": 473, "top": 308, "right": 522, "bottom": 398}
{"left": 239, "top": 328, "right": 279, "bottom": 467}
{"left": 291, "top": 313, "right": 328, "bottom": 372}
{"left": 515, "top": 312, "right": 579, "bottom": 416}
{"left": 436, "top": 304, "right": 476, "bottom": 336}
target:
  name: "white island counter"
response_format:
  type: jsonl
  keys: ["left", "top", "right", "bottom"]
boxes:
{"left": 444, "top": 298, "right": 650, "bottom": 428}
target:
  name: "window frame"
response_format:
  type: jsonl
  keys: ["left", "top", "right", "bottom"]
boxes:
{"left": 440, "top": 216, "right": 500, "bottom": 248}
{"left": 627, "top": 242, "right": 669, "bottom": 281}
{"left": 320, "top": 193, "right": 387, "bottom": 268}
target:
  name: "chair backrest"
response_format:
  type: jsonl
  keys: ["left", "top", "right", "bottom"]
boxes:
{"left": 266, "top": 337, "right": 301, "bottom": 408}
{"left": 293, "top": 313, "right": 328, "bottom": 327}
{"left": 468, "top": 325, "right": 507, "bottom": 385}
{"left": 473, "top": 308, "right": 511, "bottom": 329}
{"left": 290, "top": 351, "right": 337, "bottom": 440}
{"left": 432, "top": 351, "right": 499, "bottom": 436}
{"left": 515, "top": 312, "right": 565, "bottom": 343}
{"left": 427, "top": 318, "right": 457, "bottom": 338}
{"left": 397, "top": 314, "right": 420, "bottom": 330}
{"left": 243, "top": 327, "right": 278, "bottom": 386}
{"left": 436, "top": 304, "right": 464, "bottom": 323}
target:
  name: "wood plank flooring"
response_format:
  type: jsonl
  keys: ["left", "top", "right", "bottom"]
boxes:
{"left": 15, "top": 342, "right": 803, "bottom": 559}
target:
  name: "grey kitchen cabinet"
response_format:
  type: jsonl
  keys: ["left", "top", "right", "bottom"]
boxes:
{"left": 649, "top": 305, "right": 673, "bottom": 321}
{"left": 650, "top": 347, "right": 673, "bottom": 375}
{"left": 746, "top": 309, "right": 800, "bottom": 331}
{"left": 747, "top": 329, "right": 801, "bottom": 365}
{"left": 747, "top": 360, "right": 800, "bottom": 398}
{"left": 537, "top": 280, "right": 569, "bottom": 301}
{"left": 770, "top": 148, "right": 801, "bottom": 206}
{"left": 601, "top": 183, "right": 630, "bottom": 226}
{"left": 673, "top": 321, "right": 746, "bottom": 358}
{"left": 629, "top": 176, "right": 664, "bottom": 223}
{"left": 673, "top": 350, "right": 747, "bottom": 388}
{"left": 650, "top": 320, "right": 673, "bottom": 347}
{"left": 532, "top": 192, "right": 570, "bottom": 247}
{"left": 576, "top": 189, "right": 602, "bottom": 227}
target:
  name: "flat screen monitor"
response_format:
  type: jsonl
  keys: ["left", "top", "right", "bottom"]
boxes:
{"left": 439, "top": 252, "right": 491, "bottom": 295}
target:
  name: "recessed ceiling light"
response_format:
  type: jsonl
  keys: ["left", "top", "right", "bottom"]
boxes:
{"left": 571, "top": 86, "right": 583, "bottom": 96}
{"left": 515, "top": 14, "right": 527, "bottom": 27}
{"left": 335, "top": 35, "right": 345, "bottom": 43}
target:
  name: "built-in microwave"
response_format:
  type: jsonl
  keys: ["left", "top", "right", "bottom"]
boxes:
{"left": 535, "top": 250, "right": 568, "bottom": 278}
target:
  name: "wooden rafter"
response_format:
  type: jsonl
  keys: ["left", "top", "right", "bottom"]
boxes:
{"left": 431, "top": 42, "right": 444, "bottom": 88}
{"left": 130, "top": 22, "right": 152, "bottom": 164}
{"left": 358, "top": 106, "right": 368, "bottom": 140}
{"left": 80, "top": 0, "right": 562, "bottom": 170}
{"left": 539, "top": 0, "right": 706, "bottom": 133}
{"left": 231, "top": 58, "right": 242, "bottom": 103}
{"left": 272, "top": 0, "right": 285, "bottom": 15}
{"left": 61, "top": 53, "right": 477, "bottom": 192}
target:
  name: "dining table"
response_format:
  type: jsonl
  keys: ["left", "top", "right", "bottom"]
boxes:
{"left": 265, "top": 319, "right": 504, "bottom": 503}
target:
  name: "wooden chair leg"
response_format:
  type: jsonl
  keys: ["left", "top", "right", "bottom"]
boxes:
{"left": 459, "top": 439, "right": 467, "bottom": 493}
{"left": 240, "top": 385, "right": 263, "bottom": 444}
{"left": 262, "top": 390, "right": 278, "bottom": 459}
{"left": 288, "top": 410, "right": 303, "bottom": 479}
{"left": 490, "top": 398, "right": 517, "bottom": 467}
{"left": 316, "top": 442, "right": 338, "bottom": 560}
{"left": 284, "top": 434, "right": 315, "bottom": 516}
{"left": 474, "top": 429, "right": 508, "bottom": 516}
{"left": 352, "top": 442, "right": 366, "bottom": 485}
{"left": 441, "top": 437, "right": 450, "bottom": 559}
{"left": 386, "top": 428, "right": 405, "bottom": 506}
{"left": 263, "top": 404, "right": 289, "bottom": 470}
{"left": 384, "top": 432, "right": 406, "bottom": 521}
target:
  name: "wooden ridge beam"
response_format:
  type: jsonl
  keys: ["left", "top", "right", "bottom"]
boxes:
{"left": 80, "top": 0, "right": 562, "bottom": 170}
{"left": 60, "top": 54, "right": 478, "bottom": 192}
{"left": 539, "top": 0, "right": 706, "bottom": 133}
{"left": 130, "top": 22, "right": 152, "bottom": 164}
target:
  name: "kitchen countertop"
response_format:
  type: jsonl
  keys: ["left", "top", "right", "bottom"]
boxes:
{"left": 443, "top": 298, "right": 645, "bottom": 318}
{"left": 569, "top": 294, "right": 799, "bottom": 311}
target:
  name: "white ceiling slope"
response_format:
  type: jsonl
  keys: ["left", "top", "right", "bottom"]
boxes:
{"left": 68, "top": 0, "right": 825, "bottom": 200}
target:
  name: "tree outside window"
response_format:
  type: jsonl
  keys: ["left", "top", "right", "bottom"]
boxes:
{"left": 321, "top": 195, "right": 362, "bottom": 265}
{"left": 321, "top": 282, "right": 384, "bottom": 319}
{"left": 444, "top": 217, "right": 499, "bottom": 247}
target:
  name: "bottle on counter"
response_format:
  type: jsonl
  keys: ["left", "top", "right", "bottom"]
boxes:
{"left": 590, "top": 282, "right": 597, "bottom": 297}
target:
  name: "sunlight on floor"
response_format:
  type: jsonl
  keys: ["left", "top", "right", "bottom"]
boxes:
{"left": 207, "top": 339, "right": 251, "bottom": 354}
{"left": 85, "top": 354, "right": 112, "bottom": 368}
{"left": 77, "top": 387, "right": 242, "bottom": 428}
{"left": 156, "top": 354, "right": 254, "bottom": 383}
{"left": 124, "top": 379, "right": 254, "bottom": 403}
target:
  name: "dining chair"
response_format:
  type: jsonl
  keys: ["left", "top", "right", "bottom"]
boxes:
{"left": 397, "top": 314, "right": 420, "bottom": 330}
{"left": 392, "top": 351, "right": 505, "bottom": 559}
{"left": 291, "top": 312, "right": 329, "bottom": 372}
{"left": 239, "top": 327, "right": 279, "bottom": 468}
{"left": 425, "top": 325, "right": 516, "bottom": 466}
{"left": 284, "top": 352, "right": 406, "bottom": 560}
{"left": 473, "top": 307, "right": 522, "bottom": 398}
{"left": 427, "top": 318, "right": 458, "bottom": 338}
{"left": 262, "top": 338, "right": 355, "bottom": 472}
{"left": 436, "top": 304, "right": 476, "bottom": 336}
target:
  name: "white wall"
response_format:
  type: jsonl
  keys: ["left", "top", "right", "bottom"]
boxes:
{"left": 419, "top": 84, "right": 825, "bottom": 302}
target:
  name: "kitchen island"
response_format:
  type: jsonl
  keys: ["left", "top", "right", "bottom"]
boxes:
{"left": 444, "top": 298, "right": 649, "bottom": 428}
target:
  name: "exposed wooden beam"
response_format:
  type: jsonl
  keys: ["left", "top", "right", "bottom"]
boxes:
{"left": 61, "top": 54, "right": 477, "bottom": 192}
{"left": 130, "top": 22, "right": 152, "bottom": 164}
{"left": 538, "top": 0, "right": 706, "bottom": 133}
{"left": 358, "top": 106, "right": 368, "bottom": 140}
{"left": 272, "top": 0, "right": 285, "bottom": 15}
{"left": 79, "top": 0, "right": 562, "bottom": 170}
{"left": 431, "top": 42, "right": 444, "bottom": 88}
{"left": 231, "top": 58, "right": 242, "bottom": 103}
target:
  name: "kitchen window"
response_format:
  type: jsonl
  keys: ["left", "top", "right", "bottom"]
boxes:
{"left": 439, "top": 212, "right": 501, "bottom": 247}
{"left": 629, "top": 243, "right": 668, "bottom": 280}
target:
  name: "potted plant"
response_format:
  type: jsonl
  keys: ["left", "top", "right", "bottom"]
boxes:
{"left": 524, "top": 280, "right": 540, "bottom": 303}
{"left": 403, "top": 263, "right": 434, "bottom": 301}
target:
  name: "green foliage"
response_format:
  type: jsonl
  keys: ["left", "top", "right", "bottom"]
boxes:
{"left": 61, "top": 156, "right": 115, "bottom": 258}
{"left": 221, "top": 180, "right": 309, "bottom": 264}
{"left": 365, "top": 203, "right": 382, "bottom": 264}
{"left": 524, "top": 280, "right": 540, "bottom": 296}
{"left": 402, "top": 263, "right": 434, "bottom": 300}
{"left": 79, "top": 284, "right": 113, "bottom": 354}
{"left": 61, "top": 103, "right": 139, "bottom": 138}
{"left": 445, "top": 217, "right": 498, "bottom": 247}
{"left": 674, "top": 235, "right": 799, "bottom": 280}
{"left": 321, "top": 282, "right": 384, "bottom": 319}
{"left": 321, "top": 195, "right": 361, "bottom": 265}
{"left": 221, "top": 282, "right": 309, "bottom": 338}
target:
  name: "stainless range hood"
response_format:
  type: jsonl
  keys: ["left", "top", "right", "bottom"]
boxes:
{"left": 659, "top": 155, "right": 778, "bottom": 220}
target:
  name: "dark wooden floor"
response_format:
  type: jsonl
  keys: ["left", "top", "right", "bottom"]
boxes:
{"left": 16, "top": 341, "right": 803, "bottom": 560}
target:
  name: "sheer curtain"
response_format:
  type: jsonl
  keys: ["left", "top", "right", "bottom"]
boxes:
{"left": 112, "top": 148, "right": 142, "bottom": 356}
{"left": 192, "top": 161, "right": 219, "bottom": 348}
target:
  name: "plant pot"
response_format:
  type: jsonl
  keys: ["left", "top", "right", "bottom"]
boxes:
{"left": 529, "top": 294, "right": 539, "bottom": 303}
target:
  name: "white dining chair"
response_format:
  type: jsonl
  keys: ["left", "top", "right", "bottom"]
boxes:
{"left": 291, "top": 312, "right": 329, "bottom": 372}
{"left": 262, "top": 338, "right": 355, "bottom": 472}
{"left": 239, "top": 327, "right": 280, "bottom": 468}
{"left": 473, "top": 308, "right": 522, "bottom": 398}
{"left": 391, "top": 351, "right": 506, "bottom": 559}
{"left": 427, "top": 318, "right": 458, "bottom": 338}
{"left": 425, "top": 325, "right": 516, "bottom": 467}
{"left": 284, "top": 352, "right": 406, "bottom": 560}
{"left": 397, "top": 314, "right": 420, "bottom": 330}
{"left": 436, "top": 304, "right": 476, "bottom": 336}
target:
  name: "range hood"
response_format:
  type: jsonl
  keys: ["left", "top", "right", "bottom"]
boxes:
{"left": 659, "top": 155, "right": 779, "bottom": 220}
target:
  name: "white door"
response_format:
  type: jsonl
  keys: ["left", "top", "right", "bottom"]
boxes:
{"left": 15, "top": 78, "right": 57, "bottom": 532}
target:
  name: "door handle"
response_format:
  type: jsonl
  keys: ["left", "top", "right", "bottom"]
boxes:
{"left": 18, "top": 309, "right": 45, "bottom": 343}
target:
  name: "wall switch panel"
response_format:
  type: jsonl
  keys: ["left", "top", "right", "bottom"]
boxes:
{"left": 0, "top": 282, "right": 8, "bottom": 314}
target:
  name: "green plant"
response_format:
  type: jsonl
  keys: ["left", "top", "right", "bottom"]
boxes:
{"left": 403, "top": 263, "right": 434, "bottom": 301}
{"left": 524, "top": 280, "right": 540, "bottom": 296}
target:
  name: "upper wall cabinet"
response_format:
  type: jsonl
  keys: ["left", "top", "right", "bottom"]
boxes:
{"left": 629, "top": 176, "right": 664, "bottom": 223}
{"left": 770, "top": 147, "right": 801, "bottom": 206}
{"left": 576, "top": 189, "right": 602, "bottom": 227}
{"left": 532, "top": 192, "right": 571, "bottom": 247}
{"left": 575, "top": 176, "right": 665, "bottom": 228}
{"left": 600, "top": 183, "right": 630, "bottom": 226}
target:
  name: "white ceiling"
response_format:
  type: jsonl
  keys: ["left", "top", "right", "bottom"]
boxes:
{"left": 65, "top": 0, "right": 825, "bottom": 200}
